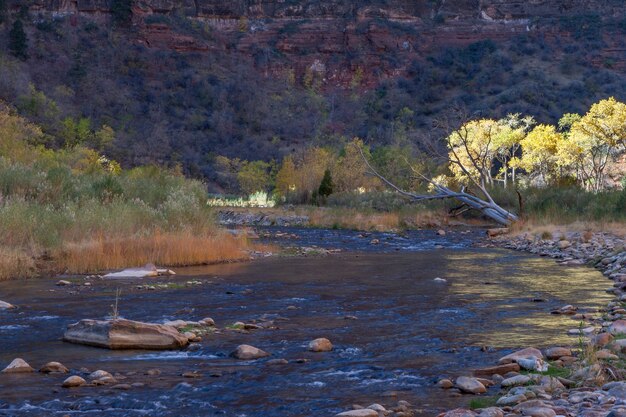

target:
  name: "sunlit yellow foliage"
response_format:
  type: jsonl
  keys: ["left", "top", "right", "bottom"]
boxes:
{"left": 512, "top": 124, "right": 565, "bottom": 185}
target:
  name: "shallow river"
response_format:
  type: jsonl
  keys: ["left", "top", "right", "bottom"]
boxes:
{"left": 0, "top": 228, "right": 614, "bottom": 416}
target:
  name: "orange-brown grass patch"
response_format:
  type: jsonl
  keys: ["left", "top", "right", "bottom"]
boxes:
{"left": 0, "top": 247, "right": 37, "bottom": 281}
{"left": 509, "top": 218, "right": 626, "bottom": 239}
{"left": 55, "top": 230, "right": 252, "bottom": 274}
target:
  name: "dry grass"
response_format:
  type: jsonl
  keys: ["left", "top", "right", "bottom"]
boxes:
{"left": 54, "top": 230, "right": 252, "bottom": 274}
{"left": 509, "top": 218, "right": 626, "bottom": 239}
{"left": 0, "top": 248, "right": 37, "bottom": 281}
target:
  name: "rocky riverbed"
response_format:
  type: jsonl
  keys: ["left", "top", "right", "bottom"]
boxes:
{"left": 429, "top": 230, "right": 626, "bottom": 417}
{"left": 0, "top": 227, "right": 624, "bottom": 417}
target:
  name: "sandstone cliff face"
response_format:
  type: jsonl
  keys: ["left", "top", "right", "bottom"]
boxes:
{"left": 13, "top": 0, "right": 626, "bottom": 19}
{"left": 12, "top": 0, "right": 626, "bottom": 85}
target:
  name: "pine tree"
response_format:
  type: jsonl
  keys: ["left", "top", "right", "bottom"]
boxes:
{"left": 318, "top": 169, "right": 334, "bottom": 198}
{"left": 9, "top": 19, "right": 28, "bottom": 60}
{"left": 111, "top": 0, "right": 133, "bottom": 26}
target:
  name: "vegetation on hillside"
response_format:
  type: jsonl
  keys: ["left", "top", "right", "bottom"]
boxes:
{"left": 0, "top": 102, "right": 250, "bottom": 280}
{"left": 0, "top": 11, "right": 625, "bottom": 189}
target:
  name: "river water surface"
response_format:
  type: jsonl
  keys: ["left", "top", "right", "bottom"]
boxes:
{"left": 0, "top": 228, "right": 614, "bottom": 416}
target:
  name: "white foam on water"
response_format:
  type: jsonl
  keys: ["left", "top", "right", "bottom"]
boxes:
{"left": 119, "top": 351, "right": 219, "bottom": 361}
{"left": 0, "top": 324, "right": 29, "bottom": 331}
{"left": 28, "top": 315, "right": 60, "bottom": 320}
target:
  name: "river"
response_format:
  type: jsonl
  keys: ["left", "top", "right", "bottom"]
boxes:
{"left": 0, "top": 228, "right": 614, "bottom": 416}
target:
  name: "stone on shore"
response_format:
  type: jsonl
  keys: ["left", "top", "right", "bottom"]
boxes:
{"left": 487, "top": 228, "right": 509, "bottom": 238}
{"left": 557, "top": 240, "right": 571, "bottom": 249}
{"left": 517, "top": 357, "right": 548, "bottom": 372}
{"left": 477, "top": 407, "right": 503, "bottom": 417}
{"left": 39, "top": 362, "right": 69, "bottom": 373}
{"left": 501, "top": 374, "right": 531, "bottom": 387}
{"left": 608, "top": 320, "right": 626, "bottom": 336}
{"left": 455, "top": 376, "right": 487, "bottom": 394}
{"left": 545, "top": 347, "right": 572, "bottom": 360}
{"left": 1, "top": 358, "right": 34, "bottom": 373}
{"left": 63, "top": 319, "right": 189, "bottom": 350}
{"left": 335, "top": 409, "right": 378, "bottom": 417}
{"left": 0, "top": 300, "right": 15, "bottom": 309}
{"left": 231, "top": 344, "right": 270, "bottom": 360}
{"left": 62, "top": 375, "right": 86, "bottom": 388}
{"left": 498, "top": 347, "right": 543, "bottom": 364}
{"left": 473, "top": 362, "right": 520, "bottom": 377}
{"left": 308, "top": 338, "right": 333, "bottom": 352}
{"left": 442, "top": 409, "right": 477, "bottom": 417}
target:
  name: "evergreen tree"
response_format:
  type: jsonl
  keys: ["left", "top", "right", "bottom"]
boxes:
{"left": 9, "top": 19, "right": 28, "bottom": 60}
{"left": 318, "top": 169, "right": 334, "bottom": 198}
{"left": 0, "top": 0, "right": 6, "bottom": 24}
{"left": 111, "top": 0, "right": 133, "bottom": 26}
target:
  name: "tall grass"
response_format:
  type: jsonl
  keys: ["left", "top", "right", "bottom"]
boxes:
{"left": 0, "top": 151, "right": 251, "bottom": 279}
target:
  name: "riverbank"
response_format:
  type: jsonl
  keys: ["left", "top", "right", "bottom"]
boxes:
{"left": 430, "top": 230, "right": 626, "bottom": 417}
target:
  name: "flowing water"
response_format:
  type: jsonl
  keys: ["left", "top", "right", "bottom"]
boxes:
{"left": 0, "top": 228, "right": 614, "bottom": 416}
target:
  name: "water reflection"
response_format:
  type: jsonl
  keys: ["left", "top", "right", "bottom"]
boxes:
{"left": 0, "top": 247, "right": 613, "bottom": 417}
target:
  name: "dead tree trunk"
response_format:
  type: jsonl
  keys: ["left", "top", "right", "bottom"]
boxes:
{"left": 360, "top": 149, "right": 518, "bottom": 226}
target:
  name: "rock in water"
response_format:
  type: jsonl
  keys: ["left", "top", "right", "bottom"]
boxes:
{"left": 335, "top": 410, "right": 379, "bottom": 417}
{"left": 103, "top": 264, "right": 159, "bottom": 279}
{"left": 455, "top": 376, "right": 487, "bottom": 394}
{"left": 63, "top": 319, "right": 189, "bottom": 350}
{"left": 0, "top": 300, "right": 15, "bottom": 309}
{"left": 39, "top": 362, "right": 69, "bottom": 373}
{"left": 231, "top": 344, "right": 270, "bottom": 360}
{"left": 308, "top": 338, "right": 333, "bottom": 352}
{"left": 62, "top": 375, "right": 86, "bottom": 388}
{"left": 1, "top": 358, "right": 34, "bottom": 373}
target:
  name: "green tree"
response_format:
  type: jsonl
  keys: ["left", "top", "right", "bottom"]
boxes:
{"left": 60, "top": 117, "right": 92, "bottom": 149}
{"left": 0, "top": 0, "right": 7, "bottom": 24}
{"left": 237, "top": 160, "right": 271, "bottom": 195}
{"left": 111, "top": 0, "right": 133, "bottom": 26}
{"left": 9, "top": 19, "right": 28, "bottom": 60}
{"left": 318, "top": 169, "right": 333, "bottom": 198}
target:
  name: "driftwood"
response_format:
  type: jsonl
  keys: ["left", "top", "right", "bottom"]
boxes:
{"left": 360, "top": 148, "right": 518, "bottom": 225}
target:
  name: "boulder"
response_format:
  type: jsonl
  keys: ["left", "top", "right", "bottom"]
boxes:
{"left": 501, "top": 375, "right": 531, "bottom": 387}
{"left": 63, "top": 319, "right": 189, "bottom": 350}
{"left": 39, "top": 362, "right": 69, "bottom": 373}
{"left": 498, "top": 348, "right": 543, "bottom": 364}
{"left": 335, "top": 410, "right": 378, "bottom": 417}
{"left": 517, "top": 357, "right": 548, "bottom": 372}
{"left": 308, "top": 338, "right": 333, "bottom": 352}
{"left": 473, "top": 362, "right": 520, "bottom": 377}
{"left": 591, "top": 333, "right": 614, "bottom": 347}
{"left": 557, "top": 240, "right": 571, "bottom": 249}
{"left": 199, "top": 317, "right": 215, "bottom": 326}
{"left": 442, "top": 409, "right": 477, "bottom": 417}
{"left": 609, "top": 320, "right": 626, "bottom": 336}
{"left": 103, "top": 264, "right": 159, "bottom": 279}
{"left": 62, "top": 375, "right": 86, "bottom": 388}
{"left": 455, "top": 376, "right": 487, "bottom": 394}
{"left": 89, "top": 370, "right": 112, "bottom": 379}
{"left": 0, "top": 300, "right": 15, "bottom": 309}
{"left": 56, "top": 280, "right": 71, "bottom": 286}
{"left": 545, "top": 347, "right": 572, "bottom": 360}
{"left": 477, "top": 408, "right": 503, "bottom": 417}
{"left": 520, "top": 407, "right": 556, "bottom": 417}
{"left": 1, "top": 358, "right": 34, "bottom": 373}
{"left": 438, "top": 378, "right": 454, "bottom": 389}
{"left": 230, "top": 344, "right": 270, "bottom": 360}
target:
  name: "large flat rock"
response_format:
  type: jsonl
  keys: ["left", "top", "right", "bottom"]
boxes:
{"left": 63, "top": 319, "right": 189, "bottom": 350}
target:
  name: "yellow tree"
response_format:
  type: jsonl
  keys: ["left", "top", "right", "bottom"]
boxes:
{"left": 565, "top": 97, "right": 626, "bottom": 192}
{"left": 512, "top": 124, "right": 565, "bottom": 186}
{"left": 333, "top": 138, "right": 378, "bottom": 192}
{"left": 274, "top": 155, "right": 297, "bottom": 198}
